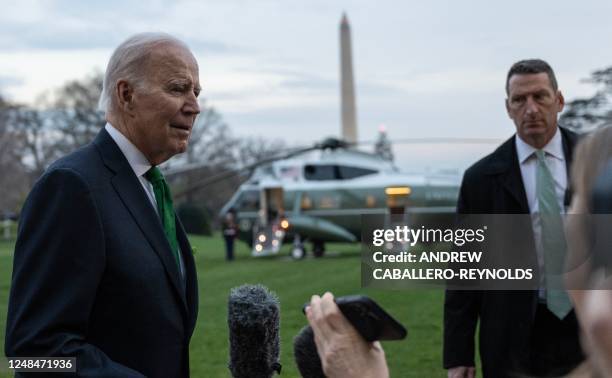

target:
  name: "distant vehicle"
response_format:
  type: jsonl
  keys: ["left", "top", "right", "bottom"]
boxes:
{"left": 219, "top": 138, "right": 460, "bottom": 259}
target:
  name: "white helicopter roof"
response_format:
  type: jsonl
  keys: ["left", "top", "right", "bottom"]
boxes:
{"left": 250, "top": 147, "right": 394, "bottom": 181}
{"left": 289, "top": 148, "right": 396, "bottom": 170}
{"left": 248, "top": 146, "right": 461, "bottom": 189}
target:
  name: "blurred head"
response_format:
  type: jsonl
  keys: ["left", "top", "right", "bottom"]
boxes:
{"left": 568, "top": 129, "right": 612, "bottom": 376}
{"left": 100, "top": 32, "right": 201, "bottom": 165}
{"left": 571, "top": 125, "right": 612, "bottom": 211}
{"left": 565, "top": 126, "right": 612, "bottom": 282}
{"left": 505, "top": 59, "right": 564, "bottom": 149}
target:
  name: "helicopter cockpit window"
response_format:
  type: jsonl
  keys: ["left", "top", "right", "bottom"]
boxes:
{"left": 304, "top": 164, "right": 377, "bottom": 181}
{"left": 304, "top": 165, "right": 335, "bottom": 180}
{"left": 236, "top": 190, "right": 260, "bottom": 211}
{"left": 337, "top": 165, "right": 378, "bottom": 179}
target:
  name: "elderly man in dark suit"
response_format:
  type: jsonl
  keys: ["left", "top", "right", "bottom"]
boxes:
{"left": 444, "top": 60, "right": 584, "bottom": 378}
{"left": 5, "top": 33, "right": 201, "bottom": 377}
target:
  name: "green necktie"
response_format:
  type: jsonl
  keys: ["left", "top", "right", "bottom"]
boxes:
{"left": 145, "top": 166, "right": 180, "bottom": 268}
{"left": 535, "top": 150, "right": 572, "bottom": 319}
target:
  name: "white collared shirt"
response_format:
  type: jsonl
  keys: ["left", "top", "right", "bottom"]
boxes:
{"left": 105, "top": 123, "right": 158, "bottom": 213}
{"left": 515, "top": 127, "right": 567, "bottom": 299}
{"left": 105, "top": 123, "right": 185, "bottom": 278}
{"left": 515, "top": 127, "right": 567, "bottom": 214}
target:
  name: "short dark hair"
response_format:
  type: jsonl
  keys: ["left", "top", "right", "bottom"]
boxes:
{"left": 506, "top": 59, "right": 558, "bottom": 94}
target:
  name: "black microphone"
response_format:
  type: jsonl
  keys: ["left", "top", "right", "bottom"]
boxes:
{"left": 228, "top": 284, "right": 282, "bottom": 378}
{"left": 293, "top": 325, "right": 325, "bottom": 378}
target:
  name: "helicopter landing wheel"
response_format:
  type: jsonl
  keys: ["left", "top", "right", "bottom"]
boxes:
{"left": 291, "top": 245, "right": 306, "bottom": 259}
{"left": 291, "top": 235, "right": 306, "bottom": 260}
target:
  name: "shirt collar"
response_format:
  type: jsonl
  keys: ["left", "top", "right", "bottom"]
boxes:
{"left": 515, "top": 126, "right": 565, "bottom": 164}
{"left": 104, "top": 123, "right": 152, "bottom": 178}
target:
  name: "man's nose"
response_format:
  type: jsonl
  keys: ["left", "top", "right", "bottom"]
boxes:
{"left": 183, "top": 93, "right": 201, "bottom": 115}
{"left": 525, "top": 97, "right": 538, "bottom": 115}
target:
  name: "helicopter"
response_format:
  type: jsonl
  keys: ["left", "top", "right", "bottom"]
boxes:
{"left": 165, "top": 13, "right": 501, "bottom": 259}
{"left": 217, "top": 136, "right": 462, "bottom": 259}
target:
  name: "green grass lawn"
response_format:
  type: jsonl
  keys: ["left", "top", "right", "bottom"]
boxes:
{"left": 0, "top": 236, "right": 450, "bottom": 377}
{"left": 0, "top": 241, "right": 13, "bottom": 378}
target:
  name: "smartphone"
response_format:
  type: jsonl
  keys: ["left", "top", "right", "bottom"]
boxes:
{"left": 303, "top": 295, "right": 407, "bottom": 342}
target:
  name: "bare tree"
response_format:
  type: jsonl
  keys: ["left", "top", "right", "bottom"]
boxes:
{"left": 561, "top": 66, "right": 612, "bottom": 132}
{"left": 6, "top": 73, "right": 105, "bottom": 179}
{"left": 8, "top": 105, "right": 61, "bottom": 179}
{"left": 169, "top": 100, "right": 239, "bottom": 208}
{"left": 50, "top": 73, "right": 105, "bottom": 153}
{"left": 0, "top": 96, "right": 30, "bottom": 214}
{"left": 4, "top": 72, "right": 291, "bottom": 222}
{"left": 236, "top": 136, "right": 286, "bottom": 168}
{"left": 167, "top": 100, "right": 286, "bottom": 219}
{"left": 187, "top": 102, "right": 236, "bottom": 167}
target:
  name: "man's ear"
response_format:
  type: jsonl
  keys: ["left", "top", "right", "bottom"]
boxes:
{"left": 556, "top": 90, "right": 565, "bottom": 113}
{"left": 505, "top": 98, "right": 512, "bottom": 119}
{"left": 115, "top": 80, "right": 134, "bottom": 112}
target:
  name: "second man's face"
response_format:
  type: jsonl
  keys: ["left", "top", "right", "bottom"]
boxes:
{"left": 506, "top": 72, "right": 564, "bottom": 149}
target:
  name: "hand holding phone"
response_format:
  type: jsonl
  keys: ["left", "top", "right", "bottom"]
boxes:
{"left": 303, "top": 294, "right": 407, "bottom": 342}
{"left": 302, "top": 293, "right": 399, "bottom": 378}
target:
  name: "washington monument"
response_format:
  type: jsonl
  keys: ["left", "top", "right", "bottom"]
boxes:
{"left": 340, "top": 13, "right": 358, "bottom": 143}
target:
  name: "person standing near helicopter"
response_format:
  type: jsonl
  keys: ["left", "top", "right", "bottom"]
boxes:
{"left": 222, "top": 208, "right": 239, "bottom": 261}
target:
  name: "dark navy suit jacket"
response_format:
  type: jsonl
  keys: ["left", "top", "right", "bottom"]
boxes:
{"left": 5, "top": 129, "right": 198, "bottom": 377}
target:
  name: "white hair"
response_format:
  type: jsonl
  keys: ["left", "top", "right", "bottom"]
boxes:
{"left": 98, "top": 32, "right": 189, "bottom": 114}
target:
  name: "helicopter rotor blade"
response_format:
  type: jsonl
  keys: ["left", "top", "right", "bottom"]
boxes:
{"left": 173, "top": 144, "right": 319, "bottom": 198}
{"left": 170, "top": 136, "right": 502, "bottom": 198}
{"left": 354, "top": 137, "right": 502, "bottom": 145}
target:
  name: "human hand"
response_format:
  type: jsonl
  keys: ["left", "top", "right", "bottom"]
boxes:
{"left": 447, "top": 366, "right": 476, "bottom": 378}
{"left": 306, "top": 292, "right": 389, "bottom": 378}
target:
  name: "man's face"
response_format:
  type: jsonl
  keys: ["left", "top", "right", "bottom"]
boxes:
{"left": 506, "top": 72, "right": 564, "bottom": 149}
{"left": 129, "top": 42, "right": 201, "bottom": 165}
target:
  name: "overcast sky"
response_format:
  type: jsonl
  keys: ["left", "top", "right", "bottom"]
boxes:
{"left": 1, "top": 0, "right": 611, "bottom": 170}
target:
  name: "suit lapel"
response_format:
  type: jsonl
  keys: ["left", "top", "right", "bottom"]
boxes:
{"left": 487, "top": 135, "right": 530, "bottom": 213}
{"left": 93, "top": 129, "right": 188, "bottom": 314}
{"left": 175, "top": 219, "right": 198, "bottom": 333}
{"left": 560, "top": 127, "right": 580, "bottom": 206}
{"left": 499, "top": 163, "right": 530, "bottom": 213}
{"left": 560, "top": 126, "right": 579, "bottom": 170}
{"left": 495, "top": 128, "right": 578, "bottom": 211}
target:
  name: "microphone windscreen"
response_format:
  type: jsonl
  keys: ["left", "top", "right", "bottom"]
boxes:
{"left": 228, "top": 284, "right": 281, "bottom": 378}
{"left": 293, "top": 325, "right": 325, "bottom": 378}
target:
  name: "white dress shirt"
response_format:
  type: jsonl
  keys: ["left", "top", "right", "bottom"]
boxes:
{"left": 105, "top": 123, "right": 185, "bottom": 278}
{"left": 105, "top": 123, "right": 158, "bottom": 212}
{"left": 515, "top": 127, "right": 567, "bottom": 299}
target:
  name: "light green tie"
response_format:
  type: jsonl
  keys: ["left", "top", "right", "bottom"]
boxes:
{"left": 535, "top": 150, "right": 572, "bottom": 319}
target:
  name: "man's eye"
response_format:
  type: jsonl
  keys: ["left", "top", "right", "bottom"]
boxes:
{"left": 512, "top": 97, "right": 525, "bottom": 105}
{"left": 170, "top": 85, "right": 186, "bottom": 93}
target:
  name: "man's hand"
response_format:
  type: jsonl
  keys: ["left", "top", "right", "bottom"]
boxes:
{"left": 306, "top": 292, "right": 389, "bottom": 378}
{"left": 447, "top": 366, "right": 476, "bottom": 378}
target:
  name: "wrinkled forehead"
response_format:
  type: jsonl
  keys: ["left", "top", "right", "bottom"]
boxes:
{"left": 146, "top": 42, "right": 199, "bottom": 82}
{"left": 507, "top": 72, "right": 554, "bottom": 96}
